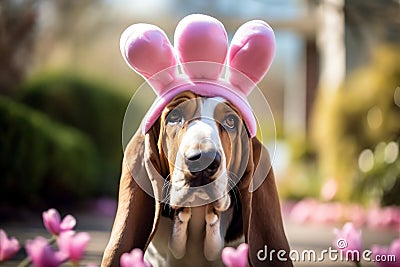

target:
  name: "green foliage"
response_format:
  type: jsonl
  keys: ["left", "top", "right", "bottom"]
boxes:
{"left": 312, "top": 45, "right": 400, "bottom": 204}
{"left": 354, "top": 141, "right": 400, "bottom": 206}
{"left": 0, "top": 95, "right": 99, "bottom": 205}
{"left": 19, "top": 73, "right": 134, "bottom": 196}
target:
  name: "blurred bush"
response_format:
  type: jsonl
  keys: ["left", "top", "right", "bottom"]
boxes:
{"left": 0, "top": 95, "right": 99, "bottom": 205}
{"left": 18, "top": 73, "right": 133, "bottom": 198}
{"left": 278, "top": 138, "right": 322, "bottom": 201}
{"left": 312, "top": 45, "right": 400, "bottom": 205}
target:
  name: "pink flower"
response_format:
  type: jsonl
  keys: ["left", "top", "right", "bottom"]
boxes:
{"left": 311, "top": 202, "right": 342, "bottom": 225}
{"left": 221, "top": 243, "right": 249, "bottom": 267}
{"left": 57, "top": 231, "right": 90, "bottom": 263}
{"left": 345, "top": 204, "right": 367, "bottom": 227}
{"left": 26, "top": 237, "right": 66, "bottom": 267}
{"left": 289, "top": 198, "right": 318, "bottom": 223}
{"left": 371, "top": 238, "right": 400, "bottom": 267}
{"left": 0, "top": 229, "right": 20, "bottom": 262}
{"left": 120, "top": 248, "right": 152, "bottom": 267}
{"left": 368, "top": 206, "right": 400, "bottom": 229}
{"left": 42, "top": 209, "right": 76, "bottom": 235}
{"left": 333, "top": 222, "right": 362, "bottom": 262}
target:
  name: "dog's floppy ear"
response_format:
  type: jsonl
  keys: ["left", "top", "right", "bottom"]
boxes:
{"left": 102, "top": 122, "right": 165, "bottom": 266}
{"left": 239, "top": 137, "right": 292, "bottom": 267}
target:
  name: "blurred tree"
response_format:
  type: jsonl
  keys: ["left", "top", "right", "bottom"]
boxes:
{"left": 0, "top": 0, "right": 103, "bottom": 94}
{"left": 344, "top": 0, "right": 400, "bottom": 72}
{"left": 33, "top": 0, "right": 106, "bottom": 71}
{"left": 0, "top": 0, "right": 38, "bottom": 94}
{"left": 50, "top": 0, "right": 101, "bottom": 38}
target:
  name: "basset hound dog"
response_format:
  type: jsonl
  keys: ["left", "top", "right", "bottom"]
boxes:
{"left": 102, "top": 14, "right": 292, "bottom": 267}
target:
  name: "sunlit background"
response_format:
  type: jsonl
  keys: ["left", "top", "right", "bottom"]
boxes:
{"left": 1, "top": 0, "right": 399, "bottom": 266}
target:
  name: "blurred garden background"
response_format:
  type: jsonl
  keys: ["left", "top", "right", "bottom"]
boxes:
{"left": 0, "top": 0, "right": 399, "bottom": 266}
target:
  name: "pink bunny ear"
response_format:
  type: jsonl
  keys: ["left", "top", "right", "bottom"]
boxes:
{"left": 228, "top": 20, "right": 276, "bottom": 95}
{"left": 120, "top": 23, "right": 177, "bottom": 94}
{"left": 174, "top": 14, "right": 228, "bottom": 79}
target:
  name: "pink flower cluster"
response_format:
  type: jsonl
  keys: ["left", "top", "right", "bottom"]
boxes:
{"left": 2, "top": 207, "right": 399, "bottom": 267}
{"left": 119, "top": 244, "right": 249, "bottom": 267}
{"left": 334, "top": 222, "right": 400, "bottom": 267}
{"left": 1, "top": 208, "right": 92, "bottom": 267}
{"left": 1, "top": 207, "right": 250, "bottom": 267}
{"left": 288, "top": 199, "right": 400, "bottom": 230}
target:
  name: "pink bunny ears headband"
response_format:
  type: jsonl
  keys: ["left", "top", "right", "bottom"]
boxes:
{"left": 120, "top": 14, "right": 276, "bottom": 137}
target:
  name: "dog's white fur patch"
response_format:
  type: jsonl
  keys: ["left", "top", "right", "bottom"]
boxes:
{"left": 169, "top": 97, "right": 229, "bottom": 210}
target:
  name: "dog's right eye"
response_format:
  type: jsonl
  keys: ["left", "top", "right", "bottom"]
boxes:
{"left": 166, "top": 109, "right": 183, "bottom": 124}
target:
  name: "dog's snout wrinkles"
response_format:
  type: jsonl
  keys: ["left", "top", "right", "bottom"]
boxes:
{"left": 185, "top": 150, "right": 221, "bottom": 185}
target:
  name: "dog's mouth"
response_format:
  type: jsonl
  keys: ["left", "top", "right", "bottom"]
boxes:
{"left": 186, "top": 188, "right": 212, "bottom": 201}
{"left": 166, "top": 148, "right": 232, "bottom": 211}
{"left": 168, "top": 183, "right": 231, "bottom": 212}
{"left": 176, "top": 188, "right": 215, "bottom": 204}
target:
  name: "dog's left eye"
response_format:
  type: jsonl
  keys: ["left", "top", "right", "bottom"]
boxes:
{"left": 166, "top": 109, "right": 183, "bottom": 124}
{"left": 223, "top": 115, "right": 238, "bottom": 129}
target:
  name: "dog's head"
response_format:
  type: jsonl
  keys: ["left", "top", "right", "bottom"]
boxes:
{"left": 118, "top": 13, "right": 276, "bottom": 212}
{"left": 157, "top": 91, "right": 249, "bottom": 211}
{"left": 102, "top": 14, "right": 292, "bottom": 267}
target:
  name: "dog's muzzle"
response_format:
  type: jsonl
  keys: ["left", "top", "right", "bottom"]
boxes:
{"left": 185, "top": 149, "right": 221, "bottom": 186}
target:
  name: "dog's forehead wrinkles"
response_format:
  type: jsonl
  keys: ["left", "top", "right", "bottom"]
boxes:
{"left": 198, "top": 97, "right": 226, "bottom": 143}
{"left": 177, "top": 97, "right": 227, "bottom": 154}
{"left": 200, "top": 97, "right": 227, "bottom": 118}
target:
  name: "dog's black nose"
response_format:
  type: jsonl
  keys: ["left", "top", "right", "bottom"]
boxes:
{"left": 185, "top": 150, "right": 221, "bottom": 183}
